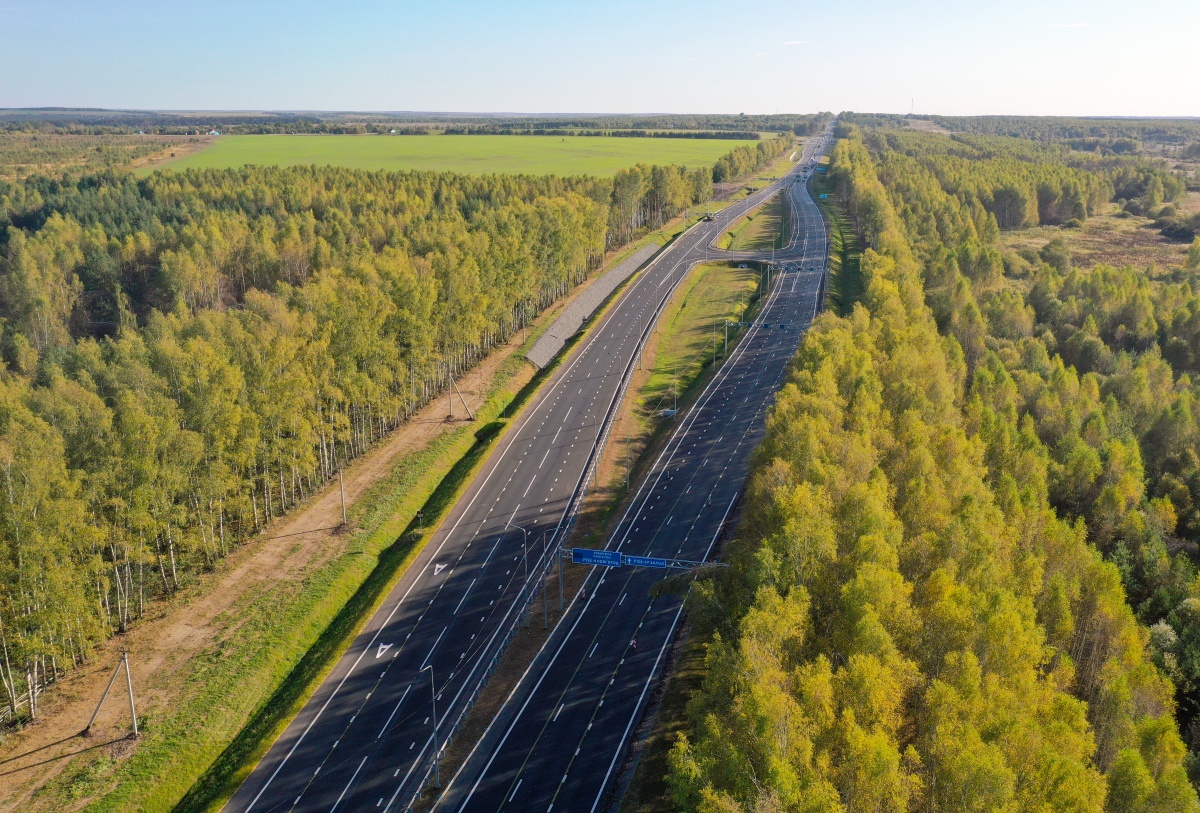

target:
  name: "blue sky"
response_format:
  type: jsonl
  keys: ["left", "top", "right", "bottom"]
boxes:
{"left": 3, "top": 0, "right": 1198, "bottom": 116}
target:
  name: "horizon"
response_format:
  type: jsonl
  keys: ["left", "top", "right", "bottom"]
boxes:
{"left": 5, "top": 107, "right": 1200, "bottom": 121}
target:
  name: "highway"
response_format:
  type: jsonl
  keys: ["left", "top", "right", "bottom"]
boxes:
{"left": 224, "top": 132, "right": 830, "bottom": 813}
{"left": 435, "top": 134, "right": 832, "bottom": 813}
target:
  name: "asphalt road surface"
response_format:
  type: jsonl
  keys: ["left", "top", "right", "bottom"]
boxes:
{"left": 224, "top": 133, "right": 831, "bottom": 813}
{"left": 434, "top": 136, "right": 833, "bottom": 813}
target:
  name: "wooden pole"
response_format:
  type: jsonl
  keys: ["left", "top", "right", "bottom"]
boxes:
{"left": 338, "top": 469, "right": 347, "bottom": 526}
{"left": 123, "top": 651, "right": 138, "bottom": 738}
{"left": 451, "top": 380, "right": 475, "bottom": 421}
{"left": 84, "top": 658, "right": 124, "bottom": 734}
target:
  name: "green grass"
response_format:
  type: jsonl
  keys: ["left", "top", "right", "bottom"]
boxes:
{"left": 640, "top": 262, "right": 760, "bottom": 416}
{"left": 812, "top": 170, "right": 863, "bottom": 314}
{"left": 716, "top": 192, "right": 788, "bottom": 252}
{"left": 148, "top": 134, "right": 758, "bottom": 177}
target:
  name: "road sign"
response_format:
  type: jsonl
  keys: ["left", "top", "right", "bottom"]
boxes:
{"left": 623, "top": 554, "right": 668, "bottom": 569}
{"left": 819, "top": 194, "right": 828, "bottom": 199}
{"left": 572, "top": 548, "right": 622, "bottom": 567}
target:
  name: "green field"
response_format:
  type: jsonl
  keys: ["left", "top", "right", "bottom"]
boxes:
{"left": 150, "top": 134, "right": 759, "bottom": 176}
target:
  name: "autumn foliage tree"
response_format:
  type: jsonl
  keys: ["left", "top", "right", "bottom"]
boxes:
{"left": 671, "top": 129, "right": 1200, "bottom": 812}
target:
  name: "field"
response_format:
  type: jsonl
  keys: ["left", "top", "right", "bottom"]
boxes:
{"left": 147, "top": 134, "right": 759, "bottom": 176}
{"left": 0, "top": 133, "right": 206, "bottom": 179}
{"left": 999, "top": 201, "right": 1194, "bottom": 275}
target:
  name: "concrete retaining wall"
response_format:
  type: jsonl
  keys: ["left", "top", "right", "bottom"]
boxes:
{"left": 525, "top": 242, "right": 659, "bottom": 368}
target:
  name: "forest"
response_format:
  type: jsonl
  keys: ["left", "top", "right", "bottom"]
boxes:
{"left": 0, "top": 134, "right": 789, "bottom": 721}
{"left": 840, "top": 114, "right": 1200, "bottom": 147}
{"left": 669, "top": 126, "right": 1200, "bottom": 811}
{"left": 1, "top": 109, "right": 833, "bottom": 138}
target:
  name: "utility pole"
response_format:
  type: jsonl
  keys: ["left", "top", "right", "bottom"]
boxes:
{"left": 451, "top": 379, "right": 475, "bottom": 421}
{"left": 124, "top": 651, "right": 138, "bottom": 738}
{"left": 84, "top": 649, "right": 138, "bottom": 738}
{"left": 511, "top": 524, "right": 529, "bottom": 627}
{"left": 338, "top": 469, "right": 347, "bottom": 526}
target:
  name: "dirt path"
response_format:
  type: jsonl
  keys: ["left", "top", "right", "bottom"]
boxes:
{"left": 0, "top": 271, "right": 612, "bottom": 809}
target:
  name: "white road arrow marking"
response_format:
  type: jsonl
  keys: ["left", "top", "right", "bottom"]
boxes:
{"left": 434, "top": 563, "right": 447, "bottom": 575}
{"left": 376, "top": 643, "right": 393, "bottom": 659}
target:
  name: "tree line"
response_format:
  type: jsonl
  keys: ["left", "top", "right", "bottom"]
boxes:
{"left": 0, "top": 134, "right": 199, "bottom": 181}
{"left": 839, "top": 114, "right": 1200, "bottom": 147}
{"left": 1, "top": 110, "right": 833, "bottom": 138}
{"left": 669, "top": 127, "right": 1200, "bottom": 811}
{"left": 0, "top": 135, "right": 790, "bottom": 721}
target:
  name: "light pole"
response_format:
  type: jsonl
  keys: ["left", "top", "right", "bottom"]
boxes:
{"left": 510, "top": 523, "right": 530, "bottom": 627}
{"left": 420, "top": 665, "right": 440, "bottom": 789}
{"left": 542, "top": 531, "right": 549, "bottom": 629}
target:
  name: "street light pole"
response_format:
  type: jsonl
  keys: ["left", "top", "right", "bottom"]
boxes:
{"left": 421, "top": 665, "right": 440, "bottom": 789}
{"left": 510, "top": 524, "right": 529, "bottom": 627}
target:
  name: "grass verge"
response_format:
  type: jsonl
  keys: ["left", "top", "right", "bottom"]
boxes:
{"left": 812, "top": 169, "right": 863, "bottom": 314}
{"left": 640, "top": 263, "right": 760, "bottom": 414}
{"left": 716, "top": 192, "right": 786, "bottom": 252}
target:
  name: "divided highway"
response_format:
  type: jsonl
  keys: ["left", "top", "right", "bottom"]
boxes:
{"left": 224, "top": 134, "right": 829, "bottom": 813}
{"left": 435, "top": 133, "right": 832, "bottom": 813}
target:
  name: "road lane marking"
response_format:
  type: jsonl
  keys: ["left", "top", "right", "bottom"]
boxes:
{"left": 453, "top": 579, "right": 477, "bottom": 614}
{"left": 378, "top": 684, "right": 411, "bottom": 738}
{"left": 419, "top": 627, "right": 447, "bottom": 671}
{"left": 329, "top": 755, "right": 369, "bottom": 813}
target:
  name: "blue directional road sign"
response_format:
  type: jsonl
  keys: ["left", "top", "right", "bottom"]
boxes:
{"left": 623, "top": 554, "right": 668, "bottom": 569}
{"left": 572, "top": 548, "right": 622, "bottom": 567}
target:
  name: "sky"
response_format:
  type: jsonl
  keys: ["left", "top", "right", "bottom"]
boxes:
{"left": 3, "top": 0, "right": 1199, "bottom": 117}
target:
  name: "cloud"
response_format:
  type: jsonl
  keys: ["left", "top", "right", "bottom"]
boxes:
{"left": 1050, "top": 23, "right": 1091, "bottom": 29}
{"left": 783, "top": 40, "right": 808, "bottom": 45}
